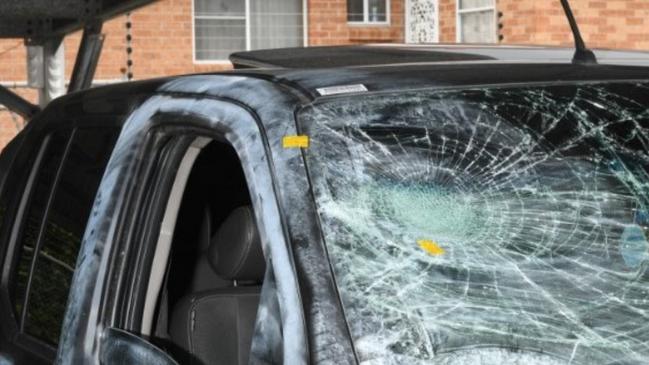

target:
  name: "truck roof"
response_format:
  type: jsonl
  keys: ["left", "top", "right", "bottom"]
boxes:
{"left": 52, "top": 45, "right": 649, "bottom": 116}
{"left": 229, "top": 44, "right": 649, "bottom": 69}
{"left": 239, "top": 62, "right": 649, "bottom": 100}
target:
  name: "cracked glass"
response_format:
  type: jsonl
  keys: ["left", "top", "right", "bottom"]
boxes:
{"left": 299, "top": 82, "right": 649, "bottom": 365}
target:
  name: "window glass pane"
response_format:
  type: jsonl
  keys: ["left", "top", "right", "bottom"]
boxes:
{"left": 22, "top": 128, "right": 118, "bottom": 345}
{"left": 0, "top": 134, "right": 24, "bottom": 189}
{"left": 10, "top": 132, "right": 70, "bottom": 320}
{"left": 459, "top": 0, "right": 493, "bottom": 9}
{"left": 195, "top": 18, "right": 246, "bottom": 61}
{"left": 195, "top": 0, "right": 245, "bottom": 17}
{"left": 347, "top": 0, "right": 364, "bottom": 22}
{"left": 250, "top": 0, "right": 303, "bottom": 50}
{"left": 460, "top": 10, "right": 496, "bottom": 43}
{"left": 368, "top": 0, "right": 387, "bottom": 22}
{"left": 300, "top": 82, "right": 649, "bottom": 364}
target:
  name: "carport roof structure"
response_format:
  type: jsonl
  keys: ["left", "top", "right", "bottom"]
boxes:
{"left": 0, "top": 0, "right": 155, "bottom": 38}
{"left": 0, "top": 0, "right": 157, "bottom": 119}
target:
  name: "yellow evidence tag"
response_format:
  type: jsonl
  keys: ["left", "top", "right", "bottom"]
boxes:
{"left": 418, "top": 239, "right": 446, "bottom": 256}
{"left": 282, "top": 135, "right": 310, "bottom": 149}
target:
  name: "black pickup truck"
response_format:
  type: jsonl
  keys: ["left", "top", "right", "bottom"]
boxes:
{"left": 1, "top": 44, "right": 649, "bottom": 365}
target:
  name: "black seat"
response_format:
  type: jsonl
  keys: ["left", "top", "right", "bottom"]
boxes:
{"left": 170, "top": 206, "right": 266, "bottom": 365}
{"left": 190, "top": 205, "right": 230, "bottom": 292}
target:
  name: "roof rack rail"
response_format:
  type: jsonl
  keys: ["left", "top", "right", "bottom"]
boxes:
{"left": 560, "top": 0, "right": 598, "bottom": 65}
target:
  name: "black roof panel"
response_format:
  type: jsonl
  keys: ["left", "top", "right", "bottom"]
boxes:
{"left": 55, "top": 61, "right": 649, "bottom": 112}
{"left": 230, "top": 44, "right": 649, "bottom": 69}
{"left": 0, "top": 0, "right": 156, "bottom": 38}
{"left": 256, "top": 63, "right": 649, "bottom": 100}
{"left": 230, "top": 45, "right": 495, "bottom": 69}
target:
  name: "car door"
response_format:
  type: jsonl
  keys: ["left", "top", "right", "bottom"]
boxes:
{"left": 0, "top": 118, "right": 119, "bottom": 363}
{"left": 53, "top": 92, "right": 309, "bottom": 364}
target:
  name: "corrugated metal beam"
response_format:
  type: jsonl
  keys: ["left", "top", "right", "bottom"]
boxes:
{"left": 0, "top": 0, "right": 89, "bottom": 18}
{"left": 0, "top": 85, "right": 40, "bottom": 119}
{"left": 0, "top": 21, "right": 31, "bottom": 38}
{"left": 0, "top": 0, "right": 157, "bottom": 38}
{"left": 68, "top": 22, "right": 105, "bottom": 92}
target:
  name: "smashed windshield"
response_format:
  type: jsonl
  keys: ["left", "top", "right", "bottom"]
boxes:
{"left": 299, "top": 82, "right": 649, "bottom": 365}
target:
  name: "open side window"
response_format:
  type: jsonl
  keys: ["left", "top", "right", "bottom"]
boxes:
{"left": 109, "top": 135, "right": 291, "bottom": 365}
{"left": 158, "top": 139, "right": 284, "bottom": 365}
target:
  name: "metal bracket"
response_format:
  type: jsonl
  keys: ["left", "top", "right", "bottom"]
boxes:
{"left": 27, "top": 36, "right": 66, "bottom": 106}
{"left": 0, "top": 85, "right": 40, "bottom": 119}
{"left": 68, "top": 21, "right": 105, "bottom": 92}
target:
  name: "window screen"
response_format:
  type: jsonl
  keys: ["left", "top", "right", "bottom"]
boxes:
{"left": 347, "top": 0, "right": 388, "bottom": 23}
{"left": 459, "top": 0, "right": 492, "bottom": 7}
{"left": 347, "top": 0, "right": 364, "bottom": 22}
{"left": 458, "top": 0, "right": 496, "bottom": 43}
{"left": 194, "top": 0, "right": 304, "bottom": 61}
{"left": 368, "top": 0, "right": 388, "bottom": 22}
{"left": 10, "top": 128, "right": 118, "bottom": 346}
{"left": 249, "top": 0, "right": 303, "bottom": 50}
{"left": 194, "top": 0, "right": 246, "bottom": 61}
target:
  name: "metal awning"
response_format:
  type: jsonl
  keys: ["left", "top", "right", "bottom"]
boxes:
{"left": 0, "top": 0, "right": 156, "bottom": 38}
{"left": 0, "top": 0, "right": 157, "bottom": 119}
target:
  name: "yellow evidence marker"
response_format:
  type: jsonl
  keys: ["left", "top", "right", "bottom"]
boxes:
{"left": 418, "top": 239, "right": 446, "bottom": 256}
{"left": 283, "top": 135, "right": 310, "bottom": 149}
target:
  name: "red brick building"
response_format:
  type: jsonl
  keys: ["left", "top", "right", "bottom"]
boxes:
{"left": 1, "top": 0, "right": 648, "bottom": 148}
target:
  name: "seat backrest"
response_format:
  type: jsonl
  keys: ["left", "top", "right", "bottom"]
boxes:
{"left": 170, "top": 206, "right": 266, "bottom": 365}
{"left": 190, "top": 205, "right": 229, "bottom": 292}
{"left": 206, "top": 206, "right": 265, "bottom": 283}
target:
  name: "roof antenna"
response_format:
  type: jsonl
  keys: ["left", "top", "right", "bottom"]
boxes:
{"left": 560, "top": 0, "right": 597, "bottom": 65}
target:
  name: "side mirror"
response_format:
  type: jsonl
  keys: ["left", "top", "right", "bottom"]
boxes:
{"left": 100, "top": 328, "right": 178, "bottom": 365}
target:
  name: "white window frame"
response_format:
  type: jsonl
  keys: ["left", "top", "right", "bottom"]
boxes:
{"left": 455, "top": 0, "right": 497, "bottom": 43}
{"left": 347, "top": 0, "right": 391, "bottom": 26}
{"left": 192, "top": 0, "right": 309, "bottom": 64}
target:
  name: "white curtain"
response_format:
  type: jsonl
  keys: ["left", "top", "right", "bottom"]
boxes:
{"left": 460, "top": 10, "right": 496, "bottom": 43}
{"left": 194, "top": 0, "right": 246, "bottom": 60}
{"left": 459, "top": 0, "right": 493, "bottom": 9}
{"left": 459, "top": 0, "right": 496, "bottom": 43}
{"left": 250, "top": 0, "right": 303, "bottom": 50}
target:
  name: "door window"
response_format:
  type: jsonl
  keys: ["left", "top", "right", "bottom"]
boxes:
{"left": 9, "top": 128, "right": 118, "bottom": 346}
{"left": 11, "top": 131, "right": 71, "bottom": 323}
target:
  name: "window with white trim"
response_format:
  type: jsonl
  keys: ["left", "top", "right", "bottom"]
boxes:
{"left": 457, "top": 0, "right": 496, "bottom": 43}
{"left": 347, "top": 0, "right": 390, "bottom": 24}
{"left": 194, "top": 0, "right": 304, "bottom": 62}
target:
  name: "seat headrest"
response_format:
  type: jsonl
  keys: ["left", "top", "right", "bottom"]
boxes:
{"left": 207, "top": 206, "right": 265, "bottom": 282}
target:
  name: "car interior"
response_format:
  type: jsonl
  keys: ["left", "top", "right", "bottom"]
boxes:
{"left": 146, "top": 139, "right": 266, "bottom": 365}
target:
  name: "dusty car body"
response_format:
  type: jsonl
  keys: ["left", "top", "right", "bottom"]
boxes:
{"left": 0, "top": 45, "right": 649, "bottom": 365}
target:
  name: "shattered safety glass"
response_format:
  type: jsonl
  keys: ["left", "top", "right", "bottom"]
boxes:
{"left": 300, "top": 82, "right": 649, "bottom": 364}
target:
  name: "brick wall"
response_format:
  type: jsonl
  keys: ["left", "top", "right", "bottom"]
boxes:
{"left": 506, "top": 0, "right": 649, "bottom": 50}
{"left": 438, "top": 0, "right": 649, "bottom": 49}
{"left": 308, "top": 0, "right": 404, "bottom": 45}
{"left": 2, "top": 0, "right": 649, "bottom": 150}
{"left": 0, "top": 0, "right": 231, "bottom": 150}
{"left": 1, "top": 0, "right": 407, "bottom": 150}
{"left": 497, "top": 0, "right": 536, "bottom": 44}
{"left": 0, "top": 39, "right": 28, "bottom": 148}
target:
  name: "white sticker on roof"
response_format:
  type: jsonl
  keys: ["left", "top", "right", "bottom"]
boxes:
{"left": 316, "top": 84, "right": 368, "bottom": 96}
